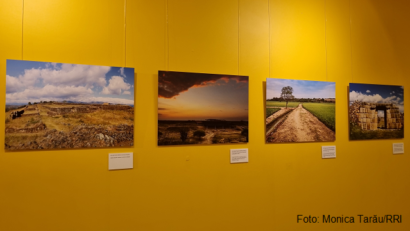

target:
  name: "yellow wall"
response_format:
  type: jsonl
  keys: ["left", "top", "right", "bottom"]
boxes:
{"left": 0, "top": 0, "right": 409, "bottom": 230}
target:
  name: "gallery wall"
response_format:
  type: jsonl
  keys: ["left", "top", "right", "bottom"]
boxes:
{"left": 0, "top": 0, "right": 409, "bottom": 230}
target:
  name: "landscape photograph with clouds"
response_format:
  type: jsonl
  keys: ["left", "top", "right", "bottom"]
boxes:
{"left": 349, "top": 83, "right": 404, "bottom": 140}
{"left": 5, "top": 60, "right": 134, "bottom": 150}
{"left": 266, "top": 78, "right": 336, "bottom": 143}
{"left": 158, "top": 71, "right": 248, "bottom": 146}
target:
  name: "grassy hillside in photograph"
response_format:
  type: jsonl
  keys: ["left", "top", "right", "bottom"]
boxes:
{"left": 5, "top": 102, "right": 134, "bottom": 150}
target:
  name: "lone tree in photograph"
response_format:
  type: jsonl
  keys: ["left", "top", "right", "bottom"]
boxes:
{"left": 280, "top": 86, "right": 294, "bottom": 109}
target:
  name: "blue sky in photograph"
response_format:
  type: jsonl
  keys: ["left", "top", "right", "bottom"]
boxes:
{"left": 349, "top": 83, "right": 404, "bottom": 112}
{"left": 266, "top": 78, "right": 335, "bottom": 99}
{"left": 6, "top": 60, "right": 134, "bottom": 105}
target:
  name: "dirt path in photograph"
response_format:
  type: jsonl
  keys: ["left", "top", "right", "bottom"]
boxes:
{"left": 266, "top": 107, "right": 294, "bottom": 125}
{"left": 268, "top": 104, "right": 335, "bottom": 142}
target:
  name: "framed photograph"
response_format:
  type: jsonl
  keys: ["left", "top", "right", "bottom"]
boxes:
{"left": 349, "top": 83, "right": 404, "bottom": 140}
{"left": 158, "top": 71, "right": 249, "bottom": 146}
{"left": 5, "top": 60, "right": 134, "bottom": 150}
{"left": 266, "top": 78, "right": 336, "bottom": 143}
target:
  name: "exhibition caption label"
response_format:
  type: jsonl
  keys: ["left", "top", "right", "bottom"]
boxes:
{"left": 230, "top": 148, "right": 248, "bottom": 164}
{"left": 322, "top": 146, "right": 336, "bottom": 159}
{"left": 393, "top": 143, "right": 404, "bottom": 154}
{"left": 109, "top": 152, "right": 133, "bottom": 170}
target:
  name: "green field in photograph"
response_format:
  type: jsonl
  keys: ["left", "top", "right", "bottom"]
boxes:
{"left": 266, "top": 101, "right": 300, "bottom": 108}
{"left": 266, "top": 108, "right": 280, "bottom": 118}
{"left": 302, "top": 103, "right": 336, "bottom": 131}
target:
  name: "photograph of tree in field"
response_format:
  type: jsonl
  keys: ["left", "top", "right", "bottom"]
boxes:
{"left": 349, "top": 83, "right": 404, "bottom": 140}
{"left": 266, "top": 78, "right": 336, "bottom": 143}
{"left": 158, "top": 71, "right": 249, "bottom": 146}
{"left": 5, "top": 60, "right": 134, "bottom": 150}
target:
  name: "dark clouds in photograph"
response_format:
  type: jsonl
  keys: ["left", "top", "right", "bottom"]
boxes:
{"left": 158, "top": 71, "right": 248, "bottom": 98}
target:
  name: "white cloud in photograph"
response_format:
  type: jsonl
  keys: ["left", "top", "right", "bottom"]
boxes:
{"left": 6, "top": 64, "right": 109, "bottom": 93}
{"left": 119, "top": 67, "right": 125, "bottom": 76}
{"left": 6, "top": 60, "right": 134, "bottom": 105}
{"left": 102, "top": 76, "right": 131, "bottom": 95}
{"left": 350, "top": 91, "right": 404, "bottom": 112}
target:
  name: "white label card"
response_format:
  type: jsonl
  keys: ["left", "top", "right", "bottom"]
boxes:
{"left": 109, "top": 152, "right": 133, "bottom": 170}
{"left": 322, "top": 146, "right": 336, "bottom": 159}
{"left": 230, "top": 148, "right": 248, "bottom": 164}
{"left": 393, "top": 143, "right": 404, "bottom": 154}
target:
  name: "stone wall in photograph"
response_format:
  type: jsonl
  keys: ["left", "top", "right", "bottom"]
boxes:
{"left": 350, "top": 101, "right": 403, "bottom": 130}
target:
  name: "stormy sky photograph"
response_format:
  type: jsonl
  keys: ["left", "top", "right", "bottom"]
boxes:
{"left": 158, "top": 71, "right": 249, "bottom": 121}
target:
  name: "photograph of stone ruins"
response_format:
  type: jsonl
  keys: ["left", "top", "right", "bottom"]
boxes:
{"left": 5, "top": 60, "right": 134, "bottom": 150}
{"left": 349, "top": 83, "right": 404, "bottom": 140}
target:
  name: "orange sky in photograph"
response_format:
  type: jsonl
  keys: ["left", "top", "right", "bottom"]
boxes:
{"left": 158, "top": 71, "right": 248, "bottom": 121}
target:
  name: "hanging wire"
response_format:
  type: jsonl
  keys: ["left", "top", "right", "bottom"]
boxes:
{"left": 324, "top": 0, "right": 328, "bottom": 81}
{"left": 238, "top": 0, "right": 240, "bottom": 75}
{"left": 22, "top": 0, "right": 25, "bottom": 60}
{"left": 166, "top": 0, "right": 169, "bottom": 71}
{"left": 268, "top": 0, "right": 271, "bottom": 77}
{"left": 349, "top": 0, "right": 353, "bottom": 82}
{"left": 124, "top": 0, "right": 127, "bottom": 67}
